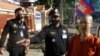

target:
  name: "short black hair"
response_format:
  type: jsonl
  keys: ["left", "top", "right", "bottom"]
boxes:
{"left": 15, "top": 8, "right": 24, "bottom": 13}
{"left": 48, "top": 9, "right": 55, "bottom": 16}
{"left": 49, "top": 9, "right": 60, "bottom": 19}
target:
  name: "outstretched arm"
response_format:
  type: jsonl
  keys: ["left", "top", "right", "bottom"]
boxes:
{"left": 30, "top": 27, "right": 47, "bottom": 44}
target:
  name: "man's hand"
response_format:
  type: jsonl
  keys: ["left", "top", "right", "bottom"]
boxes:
{"left": 16, "top": 38, "right": 30, "bottom": 54}
{"left": 25, "top": 46, "right": 29, "bottom": 54}
{"left": 16, "top": 38, "right": 30, "bottom": 47}
{"left": 23, "top": 39, "right": 30, "bottom": 47}
{"left": 0, "top": 47, "right": 6, "bottom": 55}
{"left": 16, "top": 38, "right": 26, "bottom": 44}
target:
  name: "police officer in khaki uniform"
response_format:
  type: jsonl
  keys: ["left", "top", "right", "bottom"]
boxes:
{"left": 0, "top": 8, "right": 30, "bottom": 56}
{"left": 31, "top": 9, "right": 69, "bottom": 56}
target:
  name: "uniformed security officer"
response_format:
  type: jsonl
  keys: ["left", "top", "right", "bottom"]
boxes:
{"left": 0, "top": 8, "right": 30, "bottom": 56}
{"left": 31, "top": 9, "right": 69, "bottom": 56}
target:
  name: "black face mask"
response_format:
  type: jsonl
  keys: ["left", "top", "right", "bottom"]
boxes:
{"left": 16, "top": 14, "right": 23, "bottom": 21}
{"left": 51, "top": 18, "right": 60, "bottom": 25}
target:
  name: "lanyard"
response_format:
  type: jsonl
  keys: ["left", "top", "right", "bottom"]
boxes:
{"left": 19, "top": 21, "right": 24, "bottom": 29}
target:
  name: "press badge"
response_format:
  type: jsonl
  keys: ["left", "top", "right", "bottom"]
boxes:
{"left": 62, "top": 34, "right": 67, "bottom": 39}
{"left": 20, "top": 31, "right": 24, "bottom": 37}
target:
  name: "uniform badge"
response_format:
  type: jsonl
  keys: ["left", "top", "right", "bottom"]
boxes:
{"left": 52, "top": 38, "right": 56, "bottom": 42}
{"left": 14, "top": 31, "right": 17, "bottom": 33}
{"left": 23, "top": 26, "right": 25, "bottom": 29}
{"left": 13, "top": 24, "right": 17, "bottom": 28}
{"left": 50, "top": 32, "right": 56, "bottom": 35}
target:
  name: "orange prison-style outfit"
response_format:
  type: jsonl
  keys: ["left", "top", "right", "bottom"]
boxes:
{"left": 67, "top": 34, "right": 100, "bottom": 56}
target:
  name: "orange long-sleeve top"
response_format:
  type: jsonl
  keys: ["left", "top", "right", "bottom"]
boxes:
{"left": 67, "top": 34, "right": 100, "bottom": 56}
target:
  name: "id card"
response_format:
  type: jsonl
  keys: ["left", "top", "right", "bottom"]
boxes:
{"left": 20, "top": 31, "right": 24, "bottom": 37}
{"left": 62, "top": 34, "right": 67, "bottom": 39}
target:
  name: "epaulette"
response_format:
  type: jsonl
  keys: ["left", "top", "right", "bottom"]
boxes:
{"left": 43, "top": 25, "right": 49, "bottom": 28}
{"left": 42, "top": 25, "right": 49, "bottom": 29}
{"left": 6, "top": 19, "right": 14, "bottom": 24}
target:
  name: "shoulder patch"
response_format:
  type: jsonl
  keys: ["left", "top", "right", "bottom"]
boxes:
{"left": 50, "top": 32, "right": 56, "bottom": 35}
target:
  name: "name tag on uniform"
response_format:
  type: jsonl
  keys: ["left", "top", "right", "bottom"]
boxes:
{"left": 62, "top": 34, "right": 67, "bottom": 39}
{"left": 20, "top": 31, "right": 24, "bottom": 37}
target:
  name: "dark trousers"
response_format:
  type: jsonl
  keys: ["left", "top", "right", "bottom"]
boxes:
{"left": 44, "top": 52, "right": 65, "bottom": 56}
{"left": 44, "top": 54, "right": 65, "bottom": 56}
{"left": 8, "top": 46, "right": 25, "bottom": 56}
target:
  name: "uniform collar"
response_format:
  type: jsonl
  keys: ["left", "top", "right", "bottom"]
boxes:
{"left": 50, "top": 24, "right": 62, "bottom": 28}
